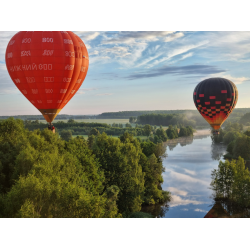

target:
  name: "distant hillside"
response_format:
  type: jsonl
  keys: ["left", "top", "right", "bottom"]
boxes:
{"left": 1, "top": 108, "right": 250, "bottom": 123}
{"left": 96, "top": 110, "right": 197, "bottom": 119}
{"left": 0, "top": 114, "right": 97, "bottom": 120}
{"left": 96, "top": 108, "right": 250, "bottom": 120}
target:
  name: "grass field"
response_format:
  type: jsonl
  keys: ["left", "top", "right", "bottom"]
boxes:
{"left": 32, "top": 119, "right": 170, "bottom": 130}
{"left": 37, "top": 119, "right": 130, "bottom": 125}
{"left": 72, "top": 135, "right": 149, "bottom": 140}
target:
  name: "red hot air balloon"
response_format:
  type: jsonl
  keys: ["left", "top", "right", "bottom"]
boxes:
{"left": 5, "top": 31, "right": 89, "bottom": 122}
{"left": 193, "top": 78, "right": 238, "bottom": 134}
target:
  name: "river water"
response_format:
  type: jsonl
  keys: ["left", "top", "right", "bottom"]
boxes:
{"left": 142, "top": 129, "right": 228, "bottom": 218}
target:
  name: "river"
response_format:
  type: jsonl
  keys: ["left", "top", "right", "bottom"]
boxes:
{"left": 141, "top": 129, "right": 229, "bottom": 218}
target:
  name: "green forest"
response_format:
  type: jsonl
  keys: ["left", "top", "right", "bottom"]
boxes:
{"left": 0, "top": 118, "right": 172, "bottom": 218}
{"left": 24, "top": 119, "right": 193, "bottom": 142}
{"left": 210, "top": 122, "right": 250, "bottom": 210}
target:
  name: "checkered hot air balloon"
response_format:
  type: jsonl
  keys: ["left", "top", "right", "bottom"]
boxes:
{"left": 193, "top": 78, "right": 238, "bottom": 132}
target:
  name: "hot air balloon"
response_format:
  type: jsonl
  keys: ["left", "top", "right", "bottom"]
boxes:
{"left": 193, "top": 78, "right": 238, "bottom": 134}
{"left": 5, "top": 31, "right": 89, "bottom": 126}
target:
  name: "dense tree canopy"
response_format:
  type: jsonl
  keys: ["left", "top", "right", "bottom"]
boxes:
{"left": 0, "top": 118, "right": 170, "bottom": 218}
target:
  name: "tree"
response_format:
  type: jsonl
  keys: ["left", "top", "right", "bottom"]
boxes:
{"left": 211, "top": 157, "right": 250, "bottom": 207}
{"left": 223, "top": 131, "right": 241, "bottom": 145}
{"left": 129, "top": 117, "right": 136, "bottom": 123}
{"left": 155, "top": 128, "right": 168, "bottom": 142}
{"left": 233, "top": 135, "right": 250, "bottom": 160}
{"left": 91, "top": 133, "right": 145, "bottom": 215}
{"left": 125, "top": 123, "right": 132, "bottom": 128}
{"left": 67, "top": 119, "right": 75, "bottom": 123}
{"left": 60, "top": 130, "right": 72, "bottom": 141}
{"left": 144, "top": 124, "right": 152, "bottom": 136}
{"left": 0, "top": 118, "right": 29, "bottom": 193}
{"left": 89, "top": 128, "right": 100, "bottom": 136}
{"left": 226, "top": 140, "right": 235, "bottom": 155}
{"left": 166, "top": 125, "right": 178, "bottom": 139}
{"left": 1, "top": 128, "right": 121, "bottom": 218}
{"left": 244, "top": 130, "right": 250, "bottom": 137}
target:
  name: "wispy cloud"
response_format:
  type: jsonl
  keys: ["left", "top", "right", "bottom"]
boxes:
{"left": 164, "top": 32, "right": 184, "bottom": 42}
{"left": 183, "top": 168, "right": 196, "bottom": 176}
{"left": 170, "top": 194, "right": 205, "bottom": 207}
{"left": 169, "top": 170, "right": 209, "bottom": 186}
{"left": 96, "top": 93, "right": 113, "bottom": 96}
{"left": 168, "top": 187, "right": 188, "bottom": 196}
{"left": 103, "top": 31, "right": 176, "bottom": 44}
{"left": 127, "top": 64, "right": 226, "bottom": 80}
{"left": 194, "top": 208, "right": 207, "bottom": 213}
{"left": 199, "top": 73, "right": 249, "bottom": 85}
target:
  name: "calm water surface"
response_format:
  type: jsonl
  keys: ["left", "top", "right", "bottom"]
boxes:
{"left": 143, "top": 129, "right": 227, "bottom": 218}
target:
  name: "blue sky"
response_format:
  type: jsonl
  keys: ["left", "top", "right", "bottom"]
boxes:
{"left": 1, "top": 31, "right": 250, "bottom": 115}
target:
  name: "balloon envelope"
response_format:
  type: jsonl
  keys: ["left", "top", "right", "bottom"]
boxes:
{"left": 5, "top": 31, "right": 89, "bottom": 122}
{"left": 193, "top": 78, "right": 238, "bottom": 130}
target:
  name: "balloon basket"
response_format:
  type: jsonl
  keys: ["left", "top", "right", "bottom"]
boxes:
{"left": 213, "top": 130, "right": 220, "bottom": 135}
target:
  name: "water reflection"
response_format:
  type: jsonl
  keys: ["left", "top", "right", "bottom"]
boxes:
{"left": 211, "top": 142, "right": 227, "bottom": 161}
{"left": 205, "top": 200, "right": 250, "bottom": 218}
{"left": 142, "top": 129, "right": 228, "bottom": 218}
{"left": 141, "top": 204, "right": 169, "bottom": 218}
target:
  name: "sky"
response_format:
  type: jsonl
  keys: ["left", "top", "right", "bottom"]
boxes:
{"left": 1, "top": 31, "right": 250, "bottom": 115}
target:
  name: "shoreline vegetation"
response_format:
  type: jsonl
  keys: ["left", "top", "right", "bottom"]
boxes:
{"left": 210, "top": 121, "right": 250, "bottom": 214}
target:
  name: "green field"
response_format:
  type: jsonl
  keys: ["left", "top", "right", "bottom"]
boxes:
{"left": 72, "top": 135, "right": 149, "bottom": 140}
{"left": 37, "top": 118, "right": 130, "bottom": 124}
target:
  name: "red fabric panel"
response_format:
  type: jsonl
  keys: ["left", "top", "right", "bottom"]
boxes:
{"left": 5, "top": 31, "right": 89, "bottom": 112}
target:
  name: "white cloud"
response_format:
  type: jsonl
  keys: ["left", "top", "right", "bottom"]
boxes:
{"left": 168, "top": 187, "right": 188, "bottom": 196}
{"left": 194, "top": 208, "right": 207, "bottom": 213}
{"left": 181, "top": 52, "right": 193, "bottom": 60}
{"left": 164, "top": 32, "right": 184, "bottom": 42}
{"left": 183, "top": 168, "right": 196, "bottom": 176}
{"left": 81, "top": 88, "right": 98, "bottom": 91}
{"left": 200, "top": 73, "right": 249, "bottom": 85}
{"left": 223, "top": 75, "right": 249, "bottom": 85}
{"left": 76, "top": 90, "right": 85, "bottom": 95}
{"left": 197, "top": 32, "right": 250, "bottom": 62}
{"left": 96, "top": 93, "right": 113, "bottom": 96}
{"left": 76, "top": 31, "right": 100, "bottom": 41}
{"left": 170, "top": 194, "right": 204, "bottom": 207}
{"left": 103, "top": 31, "right": 175, "bottom": 44}
{"left": 169, "top": 170, "right": 209, "bottom": 186}
{"left": 98, "top": 46, "right": 131, "bottom": 58}
{"left": 147, "top": 41, "right": 208, "bottom": 68}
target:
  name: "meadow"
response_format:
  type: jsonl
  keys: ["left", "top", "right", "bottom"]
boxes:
{"left": 72, "top": 134, "right": 149, "bottom": 140}
{"left": 37, "top": 119, "right": 130, "bottom": 125}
